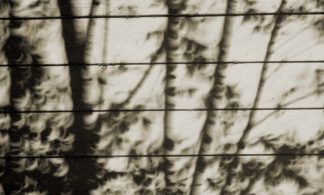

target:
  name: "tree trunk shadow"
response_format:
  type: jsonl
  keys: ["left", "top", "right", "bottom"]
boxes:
{"left": 58, "top": 1, "right": 99, "bottom": 194}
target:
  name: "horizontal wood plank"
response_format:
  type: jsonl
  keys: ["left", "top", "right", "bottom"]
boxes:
{"left": 3, "top": 110, "right": 323, "bottom": 155}
{"left": 4, "top": 15, "right": 322, "bottom": 64}
{"left": 3, "top": 0, "right": 323, "bottom": 18}
{"left": 4, "top": 63, "right": 323, "bottom": 110}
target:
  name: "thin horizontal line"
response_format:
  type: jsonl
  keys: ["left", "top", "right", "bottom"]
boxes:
{"left": 2, "top": 154, "right": 323, "bottom": 159}
{"left": 1, "top": 60, "right": 323, "bottom": 67}
{"left": 1, "top": 107, "right": 323, "bottom": 113}
{"left": 1, "top": 12, "right": 324, "bottom": 20}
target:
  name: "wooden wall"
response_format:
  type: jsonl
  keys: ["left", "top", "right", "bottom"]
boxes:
{"left": 0, "top": 0, "right": 323, "bottom": 194}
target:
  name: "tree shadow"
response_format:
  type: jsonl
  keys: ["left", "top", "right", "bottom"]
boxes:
{"left": 58, "top": 0, "right": 100, "bottom": 194}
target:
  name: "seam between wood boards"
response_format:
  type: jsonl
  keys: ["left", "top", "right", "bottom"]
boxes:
{"left": 2, "top": 154, "right": 323, "bottom": 159}
{"left": 0, "top": 108, "right": 323, "bottom": 113}
{"left": 1, "top": 12, "right": 324, "bottom": 20}
{"left": 1, "top": 60, "right": 324, "bottom": 67}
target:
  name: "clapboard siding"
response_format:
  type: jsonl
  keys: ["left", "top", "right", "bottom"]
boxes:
{"left": 0, "top": 0, "right": 323, "bottom": 194}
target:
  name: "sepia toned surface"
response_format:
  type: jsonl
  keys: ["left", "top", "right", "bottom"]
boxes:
{"left": 0, "top": 0, "right": 323, "bottom": 194}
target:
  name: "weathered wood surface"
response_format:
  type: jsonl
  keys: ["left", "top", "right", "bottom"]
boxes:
{"left": 0, "top": 0, "right": 323, "bottom": 194}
